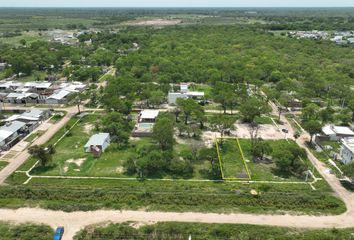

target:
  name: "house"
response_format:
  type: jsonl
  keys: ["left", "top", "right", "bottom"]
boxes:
{"left": 84, "top": 133, "right": 110, "bottom": 156}
{"left": 340, "top": 138, "right": 354, "bottom": 164}
{"left": 5, "top": 92, "right": 39, "bottom": 104}
{"left": 0, "top": 121, "right": 27, "bottom": 151}
{"left": 24, "top": 82, "right": 52, "bottom": 93}
{"left": 45, "top": 90, "right": 72, "bottom": 104}
{"left": 139, "top": 110, "right": 160, "bottom": 123}
{"left": 3, "top": 109, "right": 51, "bottom": 132}
{"left": 5, "top": 108, "right": 50, "bottom": 122}
{"left": 59, "top": 82, "right": 87, "bottom": 93}
{"left": 132, "top": 110, "right": 160, "bottom": 137}
{"left": 322, "top": 125, "right": 354, "bottom": 141}
{"left": 0, "top": 81, "right": 24, "bottom": 92}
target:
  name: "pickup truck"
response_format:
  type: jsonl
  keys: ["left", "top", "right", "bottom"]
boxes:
{"left": 53, "top": 227, "right": 64, "bottom": 240}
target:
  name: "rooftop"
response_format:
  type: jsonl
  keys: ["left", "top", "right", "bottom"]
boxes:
{"left": 47, "top": 90, "right": 71, "bottom": 100}
{"left": 140, "top": 110, "right": 160, "bottom": 120}
{"left": 24, "top": 82, "right": 52, "bottom": 89}
{"left": 323, "top": 125, "right": 354, "bottom": 136}
{"left": 342, "top": 137, "right": 354, "bottom": 154}
{"left": 0, "top": 121, "right": 26, "bottom": 142}
{"left": 84, "top": 133, "right": 110, "bottom": 148}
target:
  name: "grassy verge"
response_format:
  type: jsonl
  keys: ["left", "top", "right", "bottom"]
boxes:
{"left": 0, "top": 221, "right": 53, "bottom": 240}
{"left": 0, "top": 177, "right": 345, "bottom": 215}
{"left": 0, "top": 161, "right": 8, "bottom": 171}
{"left": 74, "top": 222, "right": 354, "bottom": 240}
{"left": 25, "top": 130, "right": 45, "bottom": 143}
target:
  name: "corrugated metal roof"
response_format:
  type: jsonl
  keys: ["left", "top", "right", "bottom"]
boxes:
{"left": 47, "top": 90, "right": 71, "bottom": 100}
{"left": 84, "top": 133, "right": 110, "bottom": 148}
{"left": 0, "top": 121, "right": 26, "bottom": 142}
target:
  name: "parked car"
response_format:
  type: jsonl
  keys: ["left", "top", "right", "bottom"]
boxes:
{"left": 53, "top": 227, "right": 64, "bottom": 240}
{"left": 282, "top": 129, "right": 289, "bottom": 133}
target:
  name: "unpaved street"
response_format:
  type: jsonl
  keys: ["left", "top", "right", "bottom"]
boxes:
{"left": 1, "top": 207, "right": 354, "bottom": 240}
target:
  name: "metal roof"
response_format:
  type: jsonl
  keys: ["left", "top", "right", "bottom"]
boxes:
{"left": 140, "top": 110, "right": 160, "bottom": 120}
{"left": 47, "top": 90, "right": 71, "bottom": 100}
{"left": 0, "top": 121, "right": 26, "bottom": 142}
{"left": 84, "top": 133, "right": 110, "bottom": 148}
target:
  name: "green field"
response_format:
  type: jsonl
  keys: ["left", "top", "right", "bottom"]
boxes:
{"left": 1, "top": 176, "right": 345, "bottom": 214}
{"left": 218, "top": 138, "right": 317, "bottom": 182}
{"left": 0, "top": 31, "right": 46, "bottom": 46}
{"left": 74, "top": 222, "right": 354, "bottom": 240}
{"left": 217, "top": 139, "right": 250, "bottom": 179}
{"left": 0, "top": 221, "right": 53, "bottom": 240}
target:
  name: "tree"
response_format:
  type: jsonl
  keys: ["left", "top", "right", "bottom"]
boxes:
{"left": 212, "top": 82, "right": 237, "bottom": 114}
{"left": 176, "top": 98, "right": 201, "bottom": 124}
{"left": 20, "top": 39, "right": 26, "bottom": 46}
{"left": 148, "top": 90, "right": 165, "bottom": 108}
{"left": 153, "top": 117, "right": 174, "bottom": 151}
{"left": 348, "top": 99, "right": 354, "bottom": 121}
{"left": 252, "top": 138, "right": 272, "bottom": 162}
{"left": 301, "top": 103, "right": 320, "bottom": 121}
{"left": 303, "top": 120, "right": 322, "bottom": 143}
{"left": 239, "top": 97, "right": 270, "bottom": 123}
{"left": 209, "top": 115, "right": 236, "bottom": 145}
{"left": 272, "top": 144, "right": 307, "bottom": 176}
{"left": 28, "top": 145, "right": 52, "bottom": 167}
{"left": 102, "top": 112, "right": 132, "bottom": 146}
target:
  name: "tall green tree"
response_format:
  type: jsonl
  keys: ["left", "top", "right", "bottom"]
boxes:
{"left": 239, "top": 97, "right": 271, "bottom": 123}
{"left": 303, "top": 120, "right": 322, "bottom": 143}
{"left": 153, "top": 117, "right": 174, "bottom": 151}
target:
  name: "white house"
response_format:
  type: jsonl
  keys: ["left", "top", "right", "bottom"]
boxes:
{"left": 84, "top": 133, "right": 110, "bottom": 153}
{"left": 46, "top": 90, "right": 72, "bottom": 104}
{"left": 139, "top": 110, "right": 160, "bottom": 122}
{"left": 322, "top": 125, "right": 354, "bottom": 141}
{"left": 340, "top": 138, "right": 354, "bottom": 164}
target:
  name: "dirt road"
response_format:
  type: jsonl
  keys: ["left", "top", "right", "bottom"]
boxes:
{"left": 1, "top": 207, "right": 354, "bottom": 240}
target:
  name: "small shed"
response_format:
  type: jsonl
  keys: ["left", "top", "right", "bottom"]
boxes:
{"left": 84, "top": 133, "right": 110, "bottom": 155}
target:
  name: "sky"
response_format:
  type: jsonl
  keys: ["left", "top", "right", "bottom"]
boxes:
{"left": 0, "top": 0, "right": 353, "bottom": 8}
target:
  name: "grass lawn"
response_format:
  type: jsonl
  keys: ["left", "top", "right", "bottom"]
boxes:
{"left": 217, "top": 139, "right": 250, "bottom": 179}
{"left": 25, "top": 130, "right": 45, "bottom": 143}
{"left": 219, "top": 139, "right": 316, "bottom": 182}
{"left": 0, "top": 161, "right": 8, "bottom": 171}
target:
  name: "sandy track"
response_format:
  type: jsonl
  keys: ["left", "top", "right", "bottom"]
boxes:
{"left": 1, "top": 208, "right": 354, "bottom": 240}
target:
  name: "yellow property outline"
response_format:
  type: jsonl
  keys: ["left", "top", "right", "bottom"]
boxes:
{"left": 216, "top": 137, "right": 251, "bottom": 181}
